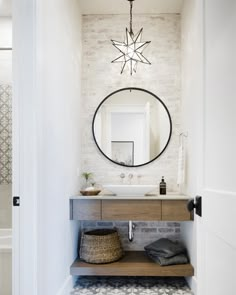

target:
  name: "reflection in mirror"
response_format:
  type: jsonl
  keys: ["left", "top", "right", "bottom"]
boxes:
{"left": 93, "top": 88, "right": 172, "bottom": 167}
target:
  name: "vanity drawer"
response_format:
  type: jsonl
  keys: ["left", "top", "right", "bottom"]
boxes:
{"left": 71, "top": 200, "right": 101, "bottom": 220}
{"left": 102, "top": 200, "right": 161, "bottom": 221}
{"left": 161, "top": 200, "right": 191, "bottom": 221}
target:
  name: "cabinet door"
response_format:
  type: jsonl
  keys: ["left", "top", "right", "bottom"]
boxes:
{"left": 71, "top": 200, "right": 101, "bottom": 220}
{"left": 161, "top": 200, "right": 191, "bottom": 221}
{"left": 102, "top": 200, "right": 161, "bottom": 221}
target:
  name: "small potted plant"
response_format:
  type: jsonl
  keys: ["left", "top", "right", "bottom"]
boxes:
{"left": 82, "top": 172, "right": 93, "bottom": 188}
{"left": 80, "top": 172, "right": 101, "bottom": 196}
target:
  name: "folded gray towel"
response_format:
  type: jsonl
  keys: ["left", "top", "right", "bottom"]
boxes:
{"left": 144, "top": 238, "right": 186, "bottom": 258}
{"left": 146, "top": 251, "right": 189, "bottom": 266}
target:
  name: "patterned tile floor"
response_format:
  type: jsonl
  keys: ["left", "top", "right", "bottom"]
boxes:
{"left": 71, "top": 276, "right": 193, "bottom": 295}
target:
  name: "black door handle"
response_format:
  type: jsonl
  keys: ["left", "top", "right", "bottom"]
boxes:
{"left": 13, "top": 196, "right": 20, "bottom": 207}
{"left": 187, "top": 196, "right": 202, "bottom": 217}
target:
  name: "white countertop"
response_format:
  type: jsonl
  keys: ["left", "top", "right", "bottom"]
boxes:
{"left": 70, "top": 193, "right": 190, "bottom": 200}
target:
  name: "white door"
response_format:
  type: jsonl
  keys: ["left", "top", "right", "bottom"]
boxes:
{"left": 197, "top": 0, "right": 236, "bottom": 294}
{"left": 12, "top": 0, "right": 38, "bottom": 294}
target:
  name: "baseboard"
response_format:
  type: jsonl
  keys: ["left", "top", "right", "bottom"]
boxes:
{"left": 186, "top": 276, "right": 197, "bottom": 294}
{"left": 56, "top": 275, "right": 74, "bottom": 295}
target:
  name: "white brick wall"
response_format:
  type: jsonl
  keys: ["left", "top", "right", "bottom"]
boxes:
{"left": 80, "top": 14, "right": 182, "bottom": 250}
{"left": 81, "top": 14, "right": 181, "bottom": 191}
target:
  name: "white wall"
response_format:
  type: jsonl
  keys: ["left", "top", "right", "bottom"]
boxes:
{"left": 111, "top": 112, "right": 145, "bottom": 165}
{"left": 181, "top": 0, "right": 203, "bottom": 292}
{"left": 0, "top": 243, "right": 12, "bottom": 295}
{"left": 0, "top": 185, "right": 11, "bottom": 228}
{"left": 36, "top": 1, "right": 82, "bottom": 294}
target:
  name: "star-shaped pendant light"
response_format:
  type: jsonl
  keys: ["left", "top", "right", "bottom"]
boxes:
{"left": 111, "top": 0, "right": 151, "bottom": 75}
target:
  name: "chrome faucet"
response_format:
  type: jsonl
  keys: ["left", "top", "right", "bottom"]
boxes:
{"left": 120, "top": 173, "right": 125, "bottom": 183}
{"left": 128, "top": 220, "right": 136, "bottom": 242}
{"left": 128, "top": 173, "right": 133, "bottom": 184}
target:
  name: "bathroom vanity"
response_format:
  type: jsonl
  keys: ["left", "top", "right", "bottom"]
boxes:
{"left": 68, "top": 86, "right": 195, "bottom": 278}
{"left": 69, "top": 195, "right": 194, "bottom": 277}
{"left": 70, "top": 195, "right": 193, "bottom": 221}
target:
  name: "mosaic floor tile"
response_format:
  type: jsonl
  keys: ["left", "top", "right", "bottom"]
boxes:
{"left": 71, "top": 277, "right": 193, "bottom": 295}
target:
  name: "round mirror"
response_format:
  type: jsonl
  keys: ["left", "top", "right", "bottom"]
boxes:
{"left": 92, "top": 88, "right": 172, "bottom": 167}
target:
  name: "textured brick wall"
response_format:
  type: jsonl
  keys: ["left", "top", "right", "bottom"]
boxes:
{"left": 80, "top": 14, "right": 182, "bottom": 249}
{"left": 81, "top": 14, "right": 181, "bottom": 191}
{"left": 81, "top": 221, "right": 181, "bottom": 251}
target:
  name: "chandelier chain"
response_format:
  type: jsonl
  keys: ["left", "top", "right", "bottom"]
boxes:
{"left": 130, "top": 0, "right": 133, "bottom": 35}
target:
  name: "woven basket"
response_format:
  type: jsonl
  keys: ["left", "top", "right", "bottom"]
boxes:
{"left": 79, "top": 229, "right": 123, "bottom": 264}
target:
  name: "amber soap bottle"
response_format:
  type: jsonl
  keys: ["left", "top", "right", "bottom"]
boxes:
{"left": 159, "top": 176, "right": 166, "bottom": 195}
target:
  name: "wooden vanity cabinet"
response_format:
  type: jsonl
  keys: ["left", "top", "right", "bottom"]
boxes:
{"left": 161, "top": 200, "right": 192, "bottom": 221}
{"left": 70, "top": 197, "right": 194, "bottom": 278}
{"left": 102, "top": 200, "right": 161, "bottom": 221}
{"left": 71, "top": 199, "right": 101, "bottom": 220}
{"left": 70, "top": 199, "right": 192, "bottom": 221}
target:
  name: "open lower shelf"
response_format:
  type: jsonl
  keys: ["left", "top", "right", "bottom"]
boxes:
{"left": 70, "top": 251, "right": 194, "bottom": 277}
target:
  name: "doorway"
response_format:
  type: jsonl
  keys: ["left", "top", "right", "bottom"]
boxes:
{"left": 0, "top": 14, "right": 12, "bottom": 295}
{"left": 4, "top": 0, "right": 236, "bottom": 294}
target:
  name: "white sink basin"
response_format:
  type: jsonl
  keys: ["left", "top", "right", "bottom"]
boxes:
{"left": 103, "top": 184, "right": 157, "bottom": 196}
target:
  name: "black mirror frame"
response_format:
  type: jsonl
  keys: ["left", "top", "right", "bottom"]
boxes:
{"left": 92, "top": 87, "right": 172, "bottom": 168}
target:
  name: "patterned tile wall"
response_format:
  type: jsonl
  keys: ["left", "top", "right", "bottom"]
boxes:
{"left": 0, "top": 84, "right": 12, "bottom": 184}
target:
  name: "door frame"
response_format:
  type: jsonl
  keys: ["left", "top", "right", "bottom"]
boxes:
{"left": 195, "top": 0, "right": 205, "bottom": 293}
{"left": 12, "top": 0, "right": 39, "bottom": 294}
{"left": 196, "top": 0, "right": 205, "bottom": 292}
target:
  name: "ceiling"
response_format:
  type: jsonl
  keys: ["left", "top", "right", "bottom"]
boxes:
{"left": 79, "top": 0, "right": 183, "bottom": 14}
{"left": 0, "top": 0, "right": 183, "bottom": 17}
{"left": 0, "top": 0, "right": 11, "bottom": 17}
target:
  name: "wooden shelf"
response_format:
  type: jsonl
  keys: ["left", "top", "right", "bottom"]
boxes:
{"left": 70, "top": 251, "right": 194, "bottom": 277}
